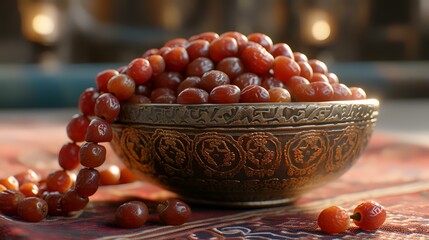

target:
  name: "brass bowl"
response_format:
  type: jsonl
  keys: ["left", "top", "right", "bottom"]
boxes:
{"left": 110, "top": 99, "right": 379, "bottom": 207}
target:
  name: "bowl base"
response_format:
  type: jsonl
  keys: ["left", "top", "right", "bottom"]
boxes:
{"left": 181, "top": 196, "right": 298, "bottom": 208}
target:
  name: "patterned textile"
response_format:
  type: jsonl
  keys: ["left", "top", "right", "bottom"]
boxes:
{"left": 0, "top": 116, "right": 428, "bottom": 239}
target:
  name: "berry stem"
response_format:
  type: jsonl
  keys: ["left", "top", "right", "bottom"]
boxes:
{"left": 350, "top": 212, "right": 361, "bottom": 221}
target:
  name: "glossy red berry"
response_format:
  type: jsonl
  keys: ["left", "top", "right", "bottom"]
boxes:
{"left": 126, "top": 58, "right": 153, "bottom": 85}
{"left": 94, "top": 93, "right": 121, "bottom": 123}
{"left": 241, "top": 44, "right": 274, "bottom": 75}
{"left": 107, "top": 74, "right": 135, "bottom": 101}
{"left": 0, "top": 190, "right": 25, "bottom": 216}
{"left": 58, "top": 142, "right": 80, "bottom": 171}
{"left": 240, "top": 85, "right": 270, "bottom": 103}
{"left": 17, "top": 197, "right": 48, "bottom": 222}
{"left": 96, "top": 69, "right": 118, "bottom": 93}
{"left": 85, "top": 117, "right": 113, "bottom": 143}
{"left": 351, "top": 201, "right": 386, "bottom": 231}
{"left": 13, "top": 169, "right": 41, "bottom": 185}
{"left": 209, "top": 36, "right": 238, "bottom": 62}
{"left": 318, "top": 206, "right": 350, "bottom": 234}
{"left": 66, "top": 114, "right": 90, "bottom": 142}
{"left": 0, "top": 176, "right": 19, "bottom": 191}
{"left": 273, "top": 56, "right": 300, "bottom": 84}
{"left": 75, "top": 168, "right": 100, "bottom": 197}
{"left": 46, "top": 170, "right": 74, "bottom": 194}
{"left": 78, "top": 88, "right": 99, "bottom": 116}
{"left": 163, "top": 47, "right": 189, "bottom": 72}
{"left": 115, "top": 201, "right": 149, "bottom": 228}
{"left": 177, "top": 88, "right": 209, "bottom": 104}
{"left": 157, "top": 199, "right": 192, "bottom": 225}
{"left": 79, "top": 142, "right": 106, "bottom": 168}
{"left": 62, "top": 189, "right": 89, "bottom": 213}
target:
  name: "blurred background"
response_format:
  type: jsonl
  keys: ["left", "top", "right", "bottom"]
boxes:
{"left": 1, "top": 0, "right": 428, "bottom": 108}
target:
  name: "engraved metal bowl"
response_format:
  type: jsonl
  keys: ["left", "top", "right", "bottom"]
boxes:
{"left": 110, "top": 99, "right": 379, "bottom": 207}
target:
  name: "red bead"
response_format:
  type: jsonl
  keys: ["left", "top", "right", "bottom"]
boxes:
{"left": 85, "top": 117, "right": 113, "bottom": 143}
{"left": 62, "top": 189, "right": 89, "bottom": 212}
{"left": 94, "top": 93, "right": 120, "bottom": 123}
{"left": 58, "top": 142, "right": 81, "bottom": 171}
{"left": 79, "top": 142, "right": 106, "bottom": 168}
{"left": 75, "top": 168, "right": 100, "bottom": 197}
{"left": 78, "top": 88, "right": 99, "bottom": 116}
{"left": 66, "top": 114, "right": 90, "bottom": 142}
{"left": 107, "top": 74, "right": 135, "bottom": 101}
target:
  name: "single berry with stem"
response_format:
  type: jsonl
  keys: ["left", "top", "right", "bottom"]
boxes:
{"left": 350, "top": 201, "right": 386, "bottom": 231}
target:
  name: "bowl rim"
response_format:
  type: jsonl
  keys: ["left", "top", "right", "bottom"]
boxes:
{"left": 116, "top": 99, "right": 379, "bottom": 127}
{"left": 122, "top": 98, "right": 379, "bottom": 108}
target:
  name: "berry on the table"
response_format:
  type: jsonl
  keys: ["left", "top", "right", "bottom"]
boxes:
{"left": 62, "top": 189, "right": 89, "bottom": 212}
{"left": 19, "top": 182, "right": 39, "bottom": 197}
{"left": 157, "top": 199, "right": 192, "bottom": 225}
{"left": 318, "top": 205, "right": 350, "bottom": 234}
{"left": 44, "top": 191, "right": 66, "bottom": 216}
{"left": 46, "top": 170, "right": 74, "bottom": 194}
{"left": 115, "top": 201, "right": 149, "bottom": 228}
{"left": 0, "top": 190, "right": 25, "bottom": 216}
{"left": 17, "top": 197, "right": 48, "bottom": 222}
{"left": 13, "top": 169, "right": 41, "bottom": 185}
{"left": 99, "top": 165, "right": 121, "bottom": 185}
{"left": 0, "top": 176, "right": 19, "bottom": 191}
{"left": 119, "top": 167, "right": 137, "bottom": 184}
{"left": 351, "top": 201, "right": 386, "bottom": 231}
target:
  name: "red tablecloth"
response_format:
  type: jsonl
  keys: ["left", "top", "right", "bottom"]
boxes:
{"left": 0, "top": 112, "right": 428, "bottom": 239}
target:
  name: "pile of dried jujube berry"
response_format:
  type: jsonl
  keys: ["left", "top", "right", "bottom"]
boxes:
{"left": 0, "top": 31, "right": 381, "bottom": 232}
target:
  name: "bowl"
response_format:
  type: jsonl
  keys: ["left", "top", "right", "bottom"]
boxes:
{"left": 110, "top": 99, "right": 379, "bottom": 207}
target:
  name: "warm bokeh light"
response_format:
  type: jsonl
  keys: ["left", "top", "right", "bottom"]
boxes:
{"left": 32, "top": 14, "right": 55, "bottom": 36}
{"left": 311, "top": 20, "right": 331, "bottom": 41}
